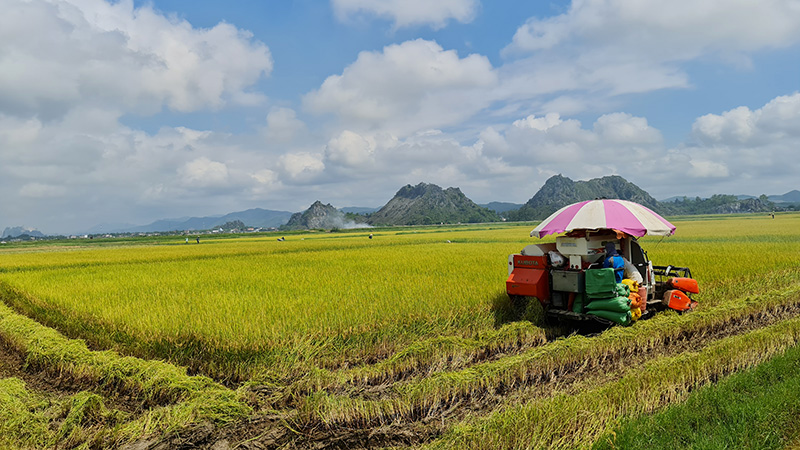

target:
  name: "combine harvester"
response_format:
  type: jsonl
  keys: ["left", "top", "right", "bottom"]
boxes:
{"left": 506, "top": 199, "right": 699, "bottom": 328}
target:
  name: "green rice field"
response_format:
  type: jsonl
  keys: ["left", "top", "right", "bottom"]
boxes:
{"left": 1, "top": 212, "right": 799, "bottom": 448}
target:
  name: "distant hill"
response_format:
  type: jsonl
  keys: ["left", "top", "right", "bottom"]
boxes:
{"left": 281, "top": 201, "right": 370, "bottom": 230}
{"left": 481, "top": 202, "right": 524, "bottom": 213}
{"left": 661, "top": 194, "right": 775, "bottom": 214}
{"left": 506, "top": 175, "right": 662, "bottom": 221}
{"left": 367, "top": 183, "right": 500, "bottom": 226}
{"left": 770, "top": 190, "right": 800, "bottom": 203}
{"left": 2, "top": 226, "right": 45, "bottom": 239}
{"left": 106, "top": 208, "right": 293, "bottom": 233}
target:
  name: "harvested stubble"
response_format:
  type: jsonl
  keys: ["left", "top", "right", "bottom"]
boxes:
{"left": 423, "top": 315, "right": 800, "bottom": 450}
{"left": 0, "top": 377, "right": 51, "bottom": 448}
{"left": 0, "top": 299, "right": 251, "bottom": 446}
{"left": 296, "top": 274, "right": 800, "bottom": 427}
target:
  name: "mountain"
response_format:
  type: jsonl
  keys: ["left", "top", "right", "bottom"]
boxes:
{"left": 506, "top": 175, "right": 662, "bottom": 221}
{"left": 104, "top": 208, "right": 293, "bottom": 233}
{"left": 481, "top": 202, "right": 524, "bottom": 213}
{"left": 2, "top": 226, "right": 45, "bottom": 239}
{"left": 281, "top": 201, "right": 370, "bottom": 230}
{"left": 770, "top": 190, "right": 800, "bottom": 203}
{"left": 339, "top": 206, "right": 380, "bottom": 214}
{"left": 367, "top": 183, "right": 500, "bottom": 226}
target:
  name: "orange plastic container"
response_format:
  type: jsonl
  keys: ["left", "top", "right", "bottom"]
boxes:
{"left": 669, "top": 277, "right": 699, "bottom": 294}
{"left": 663, "top": 289, "right": 696, "bottom": 312}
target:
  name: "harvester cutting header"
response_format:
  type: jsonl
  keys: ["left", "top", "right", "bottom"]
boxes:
{"left": 506, "top": 199, "right": 699, "bottom": 328}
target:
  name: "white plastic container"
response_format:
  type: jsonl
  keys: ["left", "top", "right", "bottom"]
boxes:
{"left": 556, "top": 235, "right": 616, "bottom": 256}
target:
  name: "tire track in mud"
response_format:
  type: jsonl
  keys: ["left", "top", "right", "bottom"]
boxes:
{"left": 225, "top": 299, "right": 800, "bottom": 450}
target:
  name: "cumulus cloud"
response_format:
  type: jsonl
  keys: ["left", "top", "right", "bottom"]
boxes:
{"left": 686, "top": 92, "right": 800, "bottom": 185}
{"left": 265, "top": 107, "right": 306, "bottom": 143}
{"left": 278, "top": 152, "right": 326, "bottom": 183}
{"left": 331, "top": 0, "right": 479, "bottom": 29}
{"left": 249, "top": 169, "right": 280, "bottom": 195}
{"left": 179, "top": 157, "right": 229, "bottom": 188}
{"left": 304, "top": 39, "right": 497, "bottom": 136}
{"left": 324, "top": 130, "right": 375, "bottom": 167}
{"left": 507, "top": 0, "right": 800, "bottom": 58}
{"left": 0, "top": 0, "right": 272, "bottom": 120}
{"left": 593, "top": 113, "right": 662, "bottom": 146}
{"left": 693, "top": 93, "right": 800, "bottom": 145}
{"left": 469, "top": 93, "right": 800, "bottom": 200}
{"left": 2, "top": 2, "right": 799, "bottom": 233}
{"left": 496, "top": 0, "right": 800, "bottom": 114}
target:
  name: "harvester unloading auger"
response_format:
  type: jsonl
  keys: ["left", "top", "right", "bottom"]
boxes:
{"left": 506, "top": 199, "right": 699, "bottom": 328}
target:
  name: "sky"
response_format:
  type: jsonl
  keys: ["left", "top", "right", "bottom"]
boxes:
{"left": 2, "top": 0, "right": 800, "bottom": 234}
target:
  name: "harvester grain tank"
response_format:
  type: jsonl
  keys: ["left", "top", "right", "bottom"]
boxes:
{"left": 506, "top": 199, "right": 699, "bottom": 327}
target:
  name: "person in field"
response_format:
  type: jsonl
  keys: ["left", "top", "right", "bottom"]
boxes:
{"left": 603, "top": 242, "right": 626, "bottom": 283}
{"left": 603, "top": 241, "right": 645, "bottom": 285}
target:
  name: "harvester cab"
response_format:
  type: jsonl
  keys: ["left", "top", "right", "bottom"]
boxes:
{"left": 506, "top": 199, "right": 699, "bottom": 328}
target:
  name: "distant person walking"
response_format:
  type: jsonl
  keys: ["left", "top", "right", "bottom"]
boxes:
{"left": 196, "top": 237, "right": 200, "bottom": 244}
{"left": 185, "top": 237, "right": 189, "bottom": 244}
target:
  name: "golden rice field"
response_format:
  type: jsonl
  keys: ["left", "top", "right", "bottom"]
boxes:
{"left": 1, "top": 212, "right": 800, "bottom": 449}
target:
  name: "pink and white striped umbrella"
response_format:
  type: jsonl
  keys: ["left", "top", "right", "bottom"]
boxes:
{"left": 530, "top": 199, "right": 676, "bottom": 238}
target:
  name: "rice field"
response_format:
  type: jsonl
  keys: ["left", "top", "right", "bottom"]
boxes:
{"left": 0, "top": 212, "right": 799, "bottom": 448}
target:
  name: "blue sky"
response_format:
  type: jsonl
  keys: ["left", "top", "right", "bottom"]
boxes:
{"left": 2, "top": 0, "right": 800, "bottom": 234}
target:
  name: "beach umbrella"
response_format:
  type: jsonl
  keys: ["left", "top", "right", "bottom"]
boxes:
{"left": 531, "top": 199, "right": 675, "bottom": 238}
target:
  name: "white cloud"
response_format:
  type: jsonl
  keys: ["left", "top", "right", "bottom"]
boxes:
{"left": 304, "top": 39, "right": 496, "bottom": 136}
{"left": 331, "top": 0, "right": 479, "bottom": 29}
{"left": 265, "top": 107, "right": 305, "bottom": 143}
{"left": 278, "top": 152, "right": 325, "bottom": 183}
{"left": 593, "top": 113, "right": 662, "bottom": 146}
{"left": 684, "top": 92, "right": 800, "bottom": 188}
{"left": 495, "top": 0, "right": 800, "bottom": 115}
{"left": 325, "top": 130, "right": 375, "bottom": 167}
{"left": 513, "top": 112, "right": 563, "bottom": 131}
{"left": 0, "top": 0, "right": 272, "bottom": 119}
{"left": 688, "top": 159, "right": 730, "bottom": 178}
{"left": 508, "top": 0, "right": 800, "bottom": 58}
{"left": 693, "top": 93, "right": 800, "bottom": 145}
{"left": 469, "top": 93, "right": 800, "bottom": 200}
{"left": 2, "top": 2, "right": 799, "bottom": 232}
{"left": 249, "top": 169, "right": 280, "bottom": 195}
{"left": 179, "top": 157, "right": 229, "bottom": 188}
